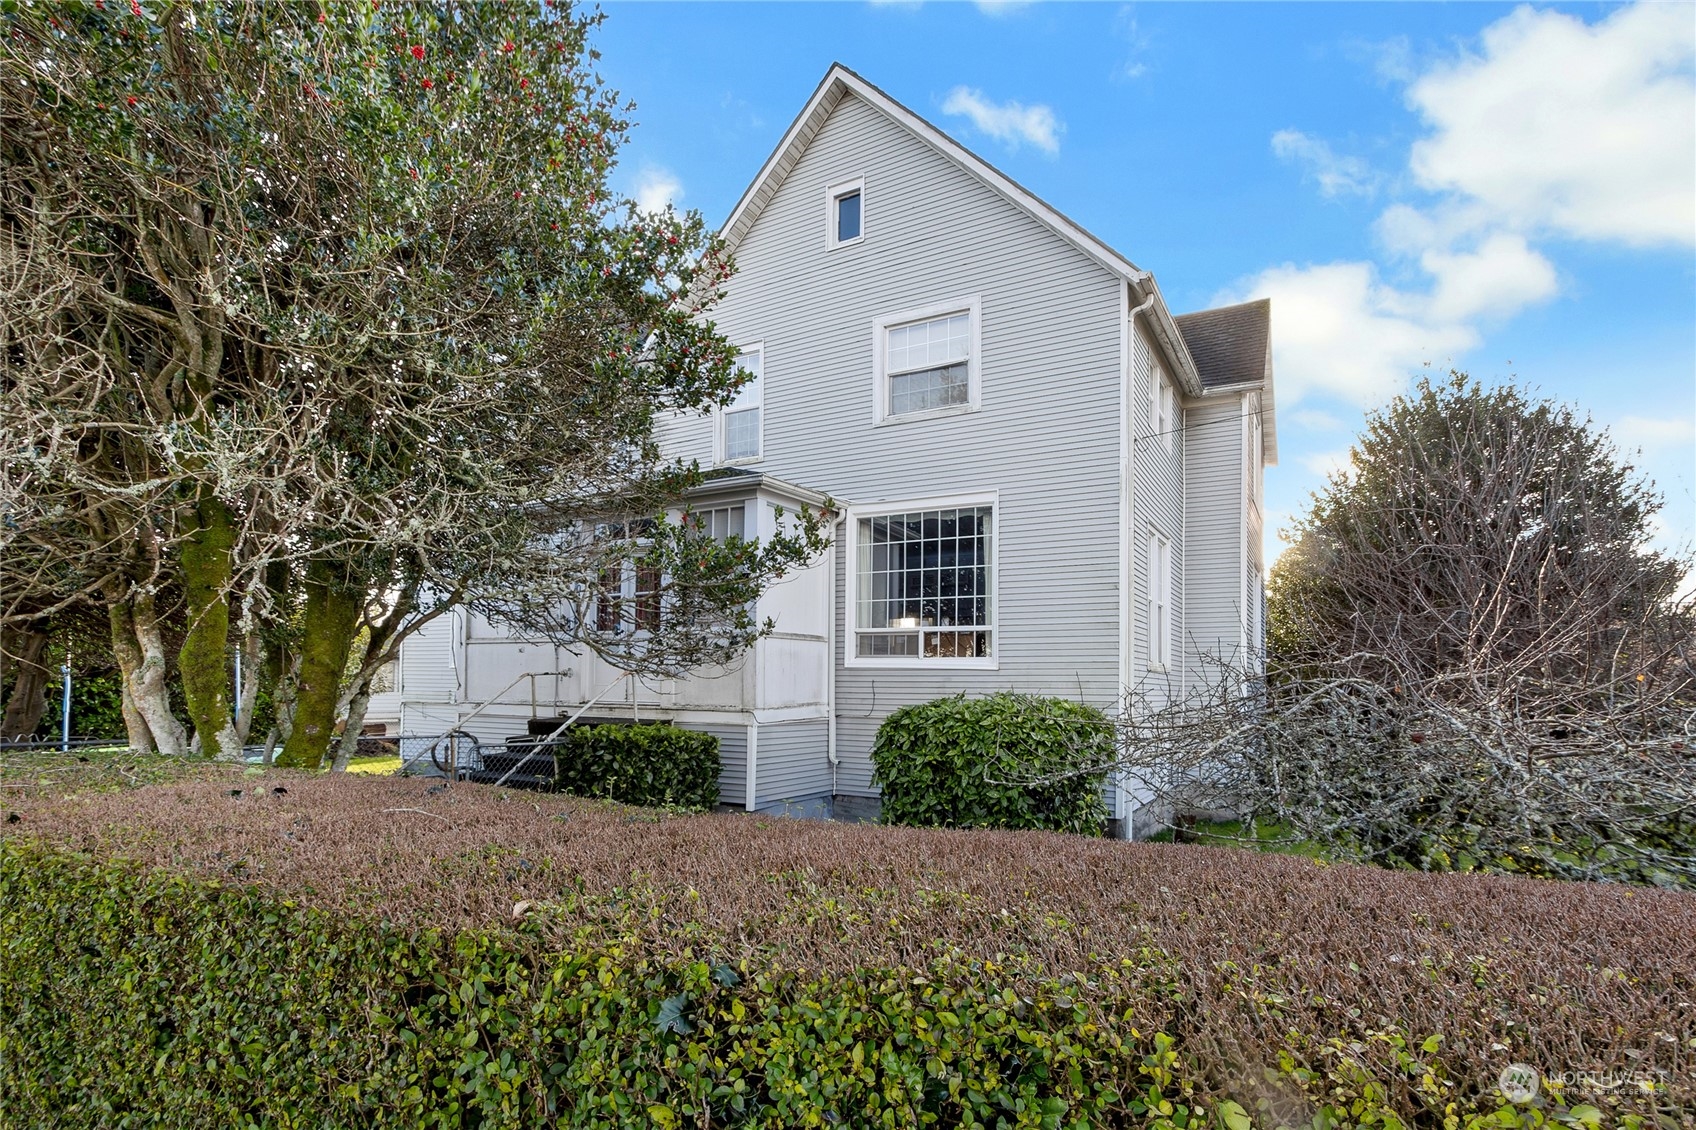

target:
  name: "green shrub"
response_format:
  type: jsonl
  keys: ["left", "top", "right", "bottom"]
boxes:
{"left": 872, "top": 693, "right": 1110, "bottom": 835}
{"left": 0, "top": 843, "right": 1191, "bottom": 1129}
{"left": 0, "top": 842, "right": 1623, "bottom": 1129}
{"left": 554, "top": 723, "right": 719, "bottom": 809}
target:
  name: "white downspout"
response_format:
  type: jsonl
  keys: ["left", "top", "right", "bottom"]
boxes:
{"left": 1121, "top": 279, "right": 1157, "bottom": 838}
{"left": 826, "top": 525, "right": 839, "bottom": 797}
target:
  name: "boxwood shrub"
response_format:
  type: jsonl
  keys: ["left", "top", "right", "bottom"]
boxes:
{"left": 872, "top": 692, "right": 1111, "bottom": 835}
{"left": 554, "top": 723, "right": 719, "bottom": 810}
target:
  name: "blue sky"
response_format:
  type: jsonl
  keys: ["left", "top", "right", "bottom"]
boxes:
{"left": 592, "top": 1, "right": 1696, "bottom": 570}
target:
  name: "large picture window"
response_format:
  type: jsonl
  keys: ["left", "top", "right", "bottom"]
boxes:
{"left": 854, "top": 502, "right": 994, "bottom": 662}
{"left": 872, "top": 298, "right": 981, "bottom": 423}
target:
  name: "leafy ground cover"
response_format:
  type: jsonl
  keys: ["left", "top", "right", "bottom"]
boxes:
{"left": 3, "top": 761, "right": 1692, "bottom": 1126}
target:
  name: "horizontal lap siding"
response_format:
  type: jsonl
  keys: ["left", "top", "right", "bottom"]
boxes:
{"left": 706, "top": 94, "right": 1126, "bottom": 797}
{"left": 1182, "top": 395, "right": 1246, "bottom": 690}
{"left": 1131, "top": 326, "right": 1185, "bottom": 709}
{"left": 401, "top": 614, "right": 459, "bottom": 703}
{"left": 687, "top": 725, "right": 748, "bottom": 808}
{"left": 654, "top": 410, "right": 714, "bottom": 468}
{"left": 715, "top": 94, "right": 1126, "bottom": 790}
{"left": 754, "top": 719, "right": 831, "bottom": 805}
{"left": 657, "top": 94, "right": 1127, "bottom": 797}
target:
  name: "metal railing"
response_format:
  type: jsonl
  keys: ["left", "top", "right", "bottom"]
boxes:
{"left": 486, "top": 671, "right": 635, "bottom": 789}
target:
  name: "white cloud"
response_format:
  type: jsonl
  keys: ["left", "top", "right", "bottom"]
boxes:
{"left": 941, "top": 86, "right": 1063, "bottom": 155}
{"left": 1287, "top": 408, "right": 1348, "bottom": 433}
{"left": 974, "top": 0, "right": 1032, "bottom": 15}
{"left": 1299, "top": 447, "right": 1357, "bottom": 480}
{"left": 1271, "top": 130, "right": 1379, "bottom": 198}
{"left": 1420, "top": 232, "right": 1557, "bottom": 324}
{"left": 1219, "top": 261, "right": 1474, "bottom": 407}
{"left": 1242, "top": 4, "right": 1694, "bottom": 409}
{"left": 633, "top": 167, "right": 683, "bottom": 214}
{"left": 1407, "top": 3, "right": 1696, "bottom": 248}
{"left": 1608, "top": 414, "right": 1696, "bottom": 456}
{"left": 1112, "top": 7, "right": 1153, "bottom": 82}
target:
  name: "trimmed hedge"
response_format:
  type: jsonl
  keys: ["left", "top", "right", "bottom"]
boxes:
{"left": 0, "top": 842, "right": 1639, "bottom": 1129}
{"left": 0, "top": 843, "right": 1192, "bottom": 1129}
{"left": 553, "top": 723, "right": 719, "bottom": 810}
{"left": 873, "top": 693, "right": 1111, "bottom": 835}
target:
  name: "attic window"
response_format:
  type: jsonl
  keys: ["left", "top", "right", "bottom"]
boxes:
{"left": 827, "top": 177, "right": 864, "bottom": 248}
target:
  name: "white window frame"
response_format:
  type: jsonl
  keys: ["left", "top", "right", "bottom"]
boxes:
{"left": 844, "top": 491, "right": 999, "bottom": 670}
{"left": 1151, "top": 361, "right": 1175, "bottom": 451}
{"left": 825, "top": 176, "right": 865, "bottom": 250}
{"left": 716, "top": 342, "right": 763, "bottom": 465}
{"left": 1148, "top": 528, "right": 1172, "bottom": 671}
{"left": 870, "top": 296, "right": 982, "bottom": 426}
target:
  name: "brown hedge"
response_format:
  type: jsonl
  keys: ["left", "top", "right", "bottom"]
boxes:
{"left": 6, "top": 770, "right": 1693, "bottom": 1119}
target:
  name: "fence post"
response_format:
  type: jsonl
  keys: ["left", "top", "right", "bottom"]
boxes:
{"left": 60, "top": 665, "right": 71, "bottom": 753}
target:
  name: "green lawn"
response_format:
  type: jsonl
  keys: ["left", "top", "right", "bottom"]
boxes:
{"left": 342, "top": 753, "right": 400, "bottom": 776}
{"left": 1147, "top": 818, "right": 1333, "bottom": 860}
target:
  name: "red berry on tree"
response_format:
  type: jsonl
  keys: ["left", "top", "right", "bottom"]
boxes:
{"left": 420, "top": 78, "right": 433, "bottom": 89}
{"left": 129, "top": 0, "right": 141, "bottom": 15}
{"left": 127, "top": 95, "right": 137, "bottom": 106}
{"left": 411, "top": 44, "right": 424, "bottom": 60}
{"left": 502, "top": 40, "right": 515, "bottom": 53}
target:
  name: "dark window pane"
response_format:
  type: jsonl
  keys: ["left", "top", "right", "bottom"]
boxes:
{"left": 837, "top": 191, "right": 861, "bottom": 241}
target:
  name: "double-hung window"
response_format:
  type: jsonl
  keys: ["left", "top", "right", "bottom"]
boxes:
{"left": 720, "top": 345, "right": 762, "bottom": 463}
{"left": 1148, "top": 529, "right": 1172, "bottom": 670}
{"left": 851, "top": 498, "right": 995, "bottom": 664}
{"left": 872, "top": 298, "right": 981, "bottom": 423}
{"left": 592, "top": 519, "right": 661, "bottom": 635}
{"left": 1152, "top": 362, "right": 1175, "bottom": 450}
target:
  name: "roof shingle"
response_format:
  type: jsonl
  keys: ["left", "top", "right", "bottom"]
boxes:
{"left": 1173, "top": 299, "right": 1270, "bottom": 390}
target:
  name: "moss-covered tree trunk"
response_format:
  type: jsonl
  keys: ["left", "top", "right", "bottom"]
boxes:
{"left": 178, "top": 495, "right": 238, "bottom": 759}
{"left": 276, "top": 559, "right": 363, "bottom": 770}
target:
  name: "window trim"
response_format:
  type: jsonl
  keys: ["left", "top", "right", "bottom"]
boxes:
{"left": 1147, "top": 527, "right": 1172, "bottom": 671}
{"left": 1151, "top": 361, "right": 1174, "bottom": 451}
{"left": 825, "top": 176, "right": 865, "bottom": 249}
{"left": 844, "top": 491, "right": 1000, "bottom": 670}
{"left": 716, "top": 341, "right": 764, "bottom": 466}
{"left": 870, "top": 296, "right": 982, "bottom": 426}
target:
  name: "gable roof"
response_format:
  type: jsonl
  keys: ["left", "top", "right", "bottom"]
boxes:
{"left": 719, "top": 63, "right": 1208, "bottom": 394}
{"left": 1175, "top": 299, "right": 1269, "bottom": 390}
{"left": 1175, "top": 299, "right": 1278, "bottom": 463}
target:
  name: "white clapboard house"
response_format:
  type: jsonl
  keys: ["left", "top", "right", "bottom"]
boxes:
{"left": 377, "top": 64, "right": 1276, "bottom": 836}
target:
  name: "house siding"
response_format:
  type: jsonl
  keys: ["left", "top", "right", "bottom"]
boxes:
{"left": 1182, "top": 394, "right": 1248, "bottom": 690}
{"left": 1129, "top": 323, "right": 1186, "bottom": 709}
{"left": 753, "top": 718, "right": 831, "bottom": 807}
{"left": 695, "top": 724, "right": 749, "bottom": 809}
{"left": 657, "top": 92, "right": 1128, "bottom": 797}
